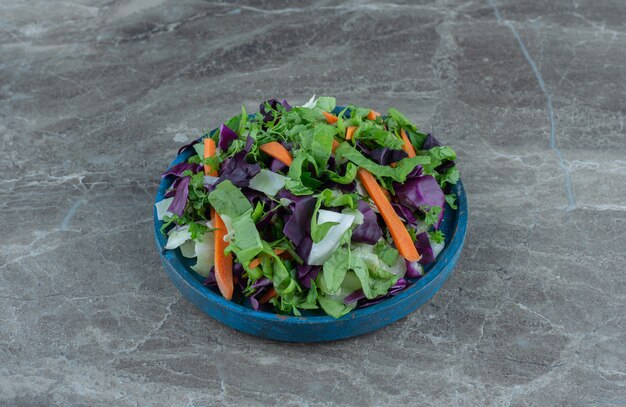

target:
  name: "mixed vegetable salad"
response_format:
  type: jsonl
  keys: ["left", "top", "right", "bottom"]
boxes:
{"left": 156, "top": 96, "right": 459, "bottom": 318}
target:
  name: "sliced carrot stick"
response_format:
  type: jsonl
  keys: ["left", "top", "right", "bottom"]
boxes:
{"left": 203, "top": 138, "right": 218, "bottom": 176}
{"left": 205, "top": 138, "right": 233, "bottom": 300}
{"left": 332, "top": 139, "right": 341, "bottom": 153}
{"left": 367, "top": 110, "right": 381, "bottom": 120}
{"left": 400, "top": 129, "right": 416, "bottom": 158}
{"left": 212, "top": 208, "right": 234, "bottom": 300}
{"left": 259, "top": 287, "right": 277, "bottom": 304}
{"left": 345, "top": 126, "right": 357, "bottom": 141}
{"left": 322, "top": 111, "right": 338, "bottom": 124}
{"left": 248, "top": 249, "right": 286, "bottom": 270}
{"left": 357, "top": 168, "right": 420, "bottom": 262}
{"left": 259, "top": 141, "right": 293, "bottom": 166}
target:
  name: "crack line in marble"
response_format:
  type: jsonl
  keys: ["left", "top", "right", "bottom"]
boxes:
{"left": 60, "top": 198, "right": 85, "bottom": 231}
{"left": 487, "top": 0, "right": 577, "bottom": 211}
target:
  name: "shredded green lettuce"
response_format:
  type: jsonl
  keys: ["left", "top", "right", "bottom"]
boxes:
{"left": 334, "top": 142, "right": 430, "bottom": 182}
{"left": 317, "top": 294, "right": 356, "bottom": 318}
{"left": 207, "top": 181, "right": 263, "bottom": 264}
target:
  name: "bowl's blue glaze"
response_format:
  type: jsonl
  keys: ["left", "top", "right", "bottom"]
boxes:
{"left": 154, "top": 113, "right": 468, "bottom": 342}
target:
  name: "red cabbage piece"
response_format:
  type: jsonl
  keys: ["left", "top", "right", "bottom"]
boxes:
{"left": 297, "top": 264, "right": 321, "bottom": 289}
{"left": 393, "top": 174, "right": 445, "bottom": 229}
{"left": 415, "top": 232, "right": 436, "bottom": 265}
{"left": 436, "top": 159, "right": 455, "bottom": 174}
{"left": 281, "top": 99, "right": 292, "bottom": 111}
{"left": 249, "top": 278, "right": 273, "bottom": 310}
{"left": 276, "top": 191, "right": 317, "bottom": 257}
{"left": 243, "top": 135, "right": 254, "bottom": 152}
{"left": 231, "top": 263, "right": 248, "bottom": 292}
{"left": 392, "top": 202, "right": 418, "bottom": 226}
{"left": 216, "top": 150, "right": 261, "bottom": 188}
{"left": 352, "top": 200, "right": 383, "bottom": 245}
{"left": 242, "top": 188, "right": 272, "bottom": 208}
{"left": 249, "top": 295, "right": 262, "bottom": 311}
{"left": 276, "top": 189, "right": 299, "bottom": 206}
{"left": 177, "top": 138, "right": 200, "bottom": 155}
{"left": 270, "top": 158, "right": 288, "bottom": 173}
{"left": 350, "top": 278, "right": 411, "bottom": 307}
{"left": 259, "top": 99, "right": 283, "bottom": 122}
{"left": 252, "top": 277, "right": 273, "bottom": 289}
{"left": 369, "top": 148, "right": 408, "bottom": 165}
{"left": 167, "top": 176, "right": 190, "bottom": 216}
{"left": 256, "top": 204, "right": 284, "bottom": 237}
{"left": 344, "top": 289, "right": 365, "bottom": 304}
{"left": 405, "top": 260, "right": 424, "bottom": 278}
{"left": 164, "top": 177, "right": 185, "bottom": 198}
{"left": 295, "top": 235, "right": 313, "bottom": 262}
{"left": 161, "top": 163, "right": 202, "bottom": 178}
{"left": 406, "top": 165, "right": 423, "bottom": 178}
{"left": 422, "top": 133, "right": 442, "bottom": 149}
{"left": 389, "top": 278, "right": 410, "bottom": 294}
{"left": 219, "top": 124, "right": 239, "bottom": 151}
{"left": 202, "top": 266, "right": 217, "bottom": 287}
{"left": 282, "top": 195, "right": 316, "bottom": 247}
{"left": 356, "top": 144, "right": 407, "bottom": 165}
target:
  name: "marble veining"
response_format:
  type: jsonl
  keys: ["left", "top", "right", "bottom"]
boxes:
{"left": 487, "top": 0, "right": 577, "bottom": 210}
{"left": 1, "top": 0, "right": 625, "bottom": 406}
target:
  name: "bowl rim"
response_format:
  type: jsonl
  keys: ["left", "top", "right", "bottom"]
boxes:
{"left": 154, "top": 122, "right": 468, "bottom": 325}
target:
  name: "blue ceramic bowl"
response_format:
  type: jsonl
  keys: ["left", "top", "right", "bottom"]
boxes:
{"left": 154, "top": 113, "right": 468, "bottom": 342}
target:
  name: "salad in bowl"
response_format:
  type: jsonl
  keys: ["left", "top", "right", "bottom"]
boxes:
{"left": 156, "top": 96, "right": 460, "bottom": 318}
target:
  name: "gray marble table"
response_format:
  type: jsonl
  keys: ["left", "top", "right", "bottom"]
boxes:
{"left": 1, "top": 0, "right": 625, "bottom": 406}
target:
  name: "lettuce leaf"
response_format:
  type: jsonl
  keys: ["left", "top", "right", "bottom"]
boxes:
{"left": 323, "top": 246, "right": 350, "bottom": 293}
{"left": 285, "top": 152, "right": 318, "bottom": 195}
{"left": 386, "top": 108, "right": 429, "bottom": 149}
{"left": 317, "top": 294, "right": 356, "bottom": 318}
{"left": 357, "top": 125, "right": 403, "bottom": 150}
{"left": 334, "top": 142, "right": 430, "bottom": 182}
{"left": 421, "top": 146, "right": 457, "bottom": 174}
{"left": 207, "top": 181, "right": 263, "bottom": 264}
{"left": 351, "top": 255, "right": 397, "bottom": 299}
{"left": 207, "top": 180, "right": 252, "bottom": 218}
{"left": 374, "top": 240, "right": 399, "bottom": 267}
{"left": 314, "top": 96, "right": 336, "bottom": 112}
{"left": 227, "top": 214, "right": 264, "bottom": 264}
{"left": 325, "top": 162, "right": 357, "bottom": 184}
{"left": 310, "top": 124, "right": 337, "bottom": 171}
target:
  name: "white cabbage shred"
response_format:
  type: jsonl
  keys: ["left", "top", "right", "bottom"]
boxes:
{"left": 248, "top": 169, "right": 286, "bottom": 197}
{"left": 155, "top": 198, "right": 174, "bottom": 221}
{"left": 307, "top": 210, "right": 355, "bottom": 266}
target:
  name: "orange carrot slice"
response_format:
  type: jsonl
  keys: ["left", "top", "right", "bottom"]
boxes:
{"left": 259, "top": 141, "right": 293, "bottom": 166}
{"left": 357, "top": 168, "right": 420, "bottom": 262}
{"left": 212, "top": 208, "right": 234, "bottom": 300}
{"left": 322, "top": 111, "right": 338, "bottom": 124}
{"left": 203, "top": 138, "right": 218, "bottom": 176}
{"left": 259, "top": 287, "right": 277, "bottom": 304}
{"left": 345, "top": 126, "right": 357, "bottom": 141}
{"left": 367, "top": 110, "right": 380, "bottom": 120}
{"left": 248, "top": 249, "right": 287, "bottom": 270}
{"left": 204, "top": 138, "right": 233, "bottom": 300}
{"left": 400, "top": 129, "right": 416, "bottom": 158}
{"left": 332, "top": 139, "right": 341, "bottom": 153}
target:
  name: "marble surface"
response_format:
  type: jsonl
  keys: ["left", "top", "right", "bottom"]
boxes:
{"left": 1, "top": 0, "right": 625, "bottom": 405}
